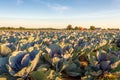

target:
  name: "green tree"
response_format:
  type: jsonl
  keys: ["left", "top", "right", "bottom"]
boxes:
{"left": 74, "top": 26, "right": 79, "bottom": 30}
{"left": 90, "top": 26, "right": 96, "bottom": 30}
{"left": 66, "top": 24, "right": 73, "bottom": 30}
{"left": 19, "top": 26, "right": 25, "bottom": 29}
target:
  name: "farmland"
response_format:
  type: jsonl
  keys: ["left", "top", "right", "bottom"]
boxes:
{"left": 0, "top": 30, "right": 120, "bottom": 80}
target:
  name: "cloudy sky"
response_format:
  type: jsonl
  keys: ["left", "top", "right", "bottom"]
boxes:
{"left": 0, "top": 0, "right": 120, "bottom": 28}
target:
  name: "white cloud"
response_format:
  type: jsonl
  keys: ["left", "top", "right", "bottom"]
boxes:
{"left": 114, "top": 0, "right": 120, "bottom": 2}
{"left": 16, "top": 0, "right": 24, "bottom": 5}
{"left": 78, "top": 9, "right": 120, "bottom": 19}
{"left": 47, "top": 3, "right": 70, "bottom": 13}
{"left": 112, "top": 0, "right": 120, "bottom": 7}
{"left": 31, "top": 0, "right": 70, "bottom": 13}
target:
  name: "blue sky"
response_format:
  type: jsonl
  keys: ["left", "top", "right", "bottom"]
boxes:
{"left": 0, "top": 0, "right": 120, "bottom": 28}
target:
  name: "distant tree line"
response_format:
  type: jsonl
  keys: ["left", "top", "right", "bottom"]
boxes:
{"left": 0, "top": 25, "right": 119, "bottom": 30}
{"left": 0, "top": 26, "right": 25, "bottom": 30}
{"left": 66, "top": 24, "right": 96, "bottom": 30}
{"left": 66, "top": 24, "right": 119, "bottom": 30}
{"left": 0, "top": 27, "right": 59, "bottom": 30}
{"left": 66, "top": 24, "right": 87, "bottom": 30}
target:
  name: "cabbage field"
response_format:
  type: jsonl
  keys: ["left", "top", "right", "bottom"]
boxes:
{"left": 0, "top": 30, "right": 120, "bottom": 80}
